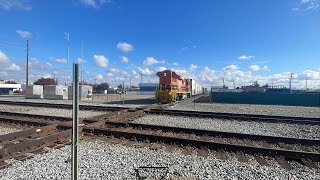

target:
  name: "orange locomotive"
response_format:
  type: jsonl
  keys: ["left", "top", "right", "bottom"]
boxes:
{"left": 155, "top": 70, "right": 191, "bottom": 103}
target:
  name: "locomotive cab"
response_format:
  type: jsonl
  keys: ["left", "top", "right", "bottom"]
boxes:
{"left": 155, "top": 70, "right": 191, "bottom": 103}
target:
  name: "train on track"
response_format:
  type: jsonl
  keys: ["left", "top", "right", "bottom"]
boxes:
{"left": 155, "top": 70, "right": 204, "bottom": 103}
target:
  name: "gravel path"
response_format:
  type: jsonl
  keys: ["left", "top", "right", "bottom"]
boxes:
{"left": 172, "top": 96, "right": 320, "bottom": 118}
{"left": 134, "top": 115, "right": 320, "bottom": 139}
{"left": 0, "top": 139, "right": 318, "bottom": 179}
{"left": 0, "top": 105, "right": 105, "bottom": 118}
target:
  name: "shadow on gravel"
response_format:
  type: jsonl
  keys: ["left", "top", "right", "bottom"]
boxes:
{"left": 193, "top": 95, "right": 211, "bottom": 103}
{"left": 104, "top": 98, "right": 157, "bottom": 105}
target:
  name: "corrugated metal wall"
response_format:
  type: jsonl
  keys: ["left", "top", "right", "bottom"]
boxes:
{"left": 211, "top": 92, "right": 320, "bottom": 107}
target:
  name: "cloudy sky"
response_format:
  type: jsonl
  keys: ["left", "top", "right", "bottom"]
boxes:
{"left": 0, "top": 0, "right": 319, "bottom": 89}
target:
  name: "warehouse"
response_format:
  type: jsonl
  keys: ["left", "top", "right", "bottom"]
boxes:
{"left": 0, "top": 83, "right": 21, "bottom": 95}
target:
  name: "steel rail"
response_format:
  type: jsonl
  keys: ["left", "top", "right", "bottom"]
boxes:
{"left": 84, "top": 127, "right": 320, "bottom": 162}
{"left": 147, "top": 109, "right": 320, "bottom": 125}
{"left": 0, "top": 100, "right": 129, "bottom": 111}
{"left": 103, "top": 121, "right": 320, "bottom": 146}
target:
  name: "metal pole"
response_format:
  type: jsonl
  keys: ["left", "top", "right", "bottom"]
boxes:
{"left": 26, "top": 40, "right": 29, "bottom": 86}
{"left": 306, "top": 78, "right": 308, "bottom": 90}
{"left": 122, "top": 81, "right": 125, "bottom": 105}
{"left": 72, "top": 63, "right": 79, "bottom": 180}
{"left": 65, "top": 32, "right": 70, "bottom": 85}
{"left": 81, "top": 40, "right": 84, "bottom": 85}
{"left": 194, "top": 83, "right": 196, "bottom": 108}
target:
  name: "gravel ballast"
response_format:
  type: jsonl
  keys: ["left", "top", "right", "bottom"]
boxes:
{"left": 0, "top": 126, "right": 20, "bottom": 136}
{"left": 134, "top": 115, "right": 320, "bottom": 139}
{"left": 0, "top": 96, "right": 153, "bottom": 108}
{"left": 0, "top": 139, "right": 319, "bottom": 179}
{"left": 0, "top": 105, "right": 105, "bottom": 118}
{"left": 171, "top": 96, "right": 320, "bottom": 118}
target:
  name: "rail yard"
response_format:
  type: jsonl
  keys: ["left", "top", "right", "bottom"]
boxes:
{"left": 0, "top": 94, "right": 319, "bottom": 179}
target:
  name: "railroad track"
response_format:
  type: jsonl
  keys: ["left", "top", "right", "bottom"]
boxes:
{"left": 0, "top": 111, "right": 319, "bottom": 170}
{"left": 83, "top": 121, "right": 320, "bottom": 169}
{"left": 0, "top": 100, "right": 129, "bottom": 111}
{"left": 147, "top": 109, "right": 320, "bottom": 125}
{"left": 0, "top": 105, "right": 159, "bottom": 169}
{"left": 1, "top": 100, "right": 319, "bottom": 124}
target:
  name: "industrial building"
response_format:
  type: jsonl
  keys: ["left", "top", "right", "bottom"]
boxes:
{"left": 0, "top": 81, "right": 22, "bottom": 95}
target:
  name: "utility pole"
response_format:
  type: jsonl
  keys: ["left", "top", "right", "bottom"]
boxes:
{"left": 122, "top": 81, "right": 125, "bottom": 105}
{"left": 53, "top": 73, "right": 56, "bottom": 84}
{"left": 222, "top": 78, "right": 225, "bottom": 88}
{"left": 129, "top": 77, "right": 132, "bottom": 91}
{"left": 81, "top": 40, "right": 84, "bottom": 84}
{"left": 140, "top": 73, "right": 143, "bottom": 83}
{"left": 289, "top": 73, "right": 293, "bottom": 90}
{"left": 306, "top": 78, "right": 308, "bottom": 90}
{"left": 65, "top": 32, "right": 70, "bottom": 85}
{"left": 233, "top": 78, "right": 235, "bottom": 89}
{"left": 26, "top": 40, "right": 29, "bottom": 85}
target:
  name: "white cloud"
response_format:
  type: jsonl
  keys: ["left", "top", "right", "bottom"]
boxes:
{"left": 171, "top": 68, "right": 187, "bottom": 75}
{"left": 95, "top": 74, "right": 103, "bottom": 80}
{"left": 0, "top": 0, "right": 32, "bottom": 11}
{"left": 93, "top": 55, "right": 108, "bottom": 68}
{"left": 77, "top": 58, "right": 85, "bottom": 64}
{"left": 120, "top": 56, "right": 128, "bottom": 63}
{"left": 262, "top": 65, "right": 270, "bottom": 71}
{"left": 8, "top": 63, "right": 20, "bottom": 71}
{"left": 189, "top": 64, "right": 198, "bottom": 72}
{"left": 143, "top": 57, "right": 165, "bottom": 66}
{"left": 292, "top": 0, "right": 320, "bottom": 11}
{"left": 172, "top": 62, "right": 179, "bottom": 66}
{"left": 80, "top": 0, "right": 109, "bottom": 8}
{"left": 54, "top": 58, "right": 67, "bottom": 64}
{"left": 132, "top": 70, "right": 137, "bottom": 75}
{"left": 117, "top": 42, "right": 134, "bottom": 52}
{"left": 0, "top": 50, "right": 10, "bottom": 63}
{"left": 223, "top": 65, "right": 239, "bottom": 71}
{"left": 249, "top": 65, "right": 260, "bottom": 71}
{"left": 107, "top": 68, "right": 118, "bottom": 73}
{"left": 45, "top": 62, "right": 52, "bottom": 68}
{"left": 16, "top": 30, "right": 31, "bottom": 39}
{"left": 120, "top": 70, "right": 130, "bottom": 77}
{"left": 106, "top": 72, "right": 113, "bottom": 77}
{"left": 138, "top": 67, "right": 153, "bottom": 76}
{"left": 238, "top": 55, "right": 255, "bottom": 60}
{"left": 297, "top": 70, "right": 320, "bottom": 80}
{"left": 156, "top": 66, "right": 167, "bottom": 72}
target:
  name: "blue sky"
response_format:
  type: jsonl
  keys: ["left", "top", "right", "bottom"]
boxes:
{"left": 0, "top": 0, "right": 319, "bottom": 89}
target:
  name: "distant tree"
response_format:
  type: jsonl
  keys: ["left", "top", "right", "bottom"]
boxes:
{"left": 95, "top": 83, "right": 109, "bottom": 91}
{"left": 34, "top": 77, "right": 57, "bottom": 85}
{"left": 5, "top": 80, "right": 17, "bottom": 84}
{"left": 117, "top": 84, "right": 123, "bottom": 89}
